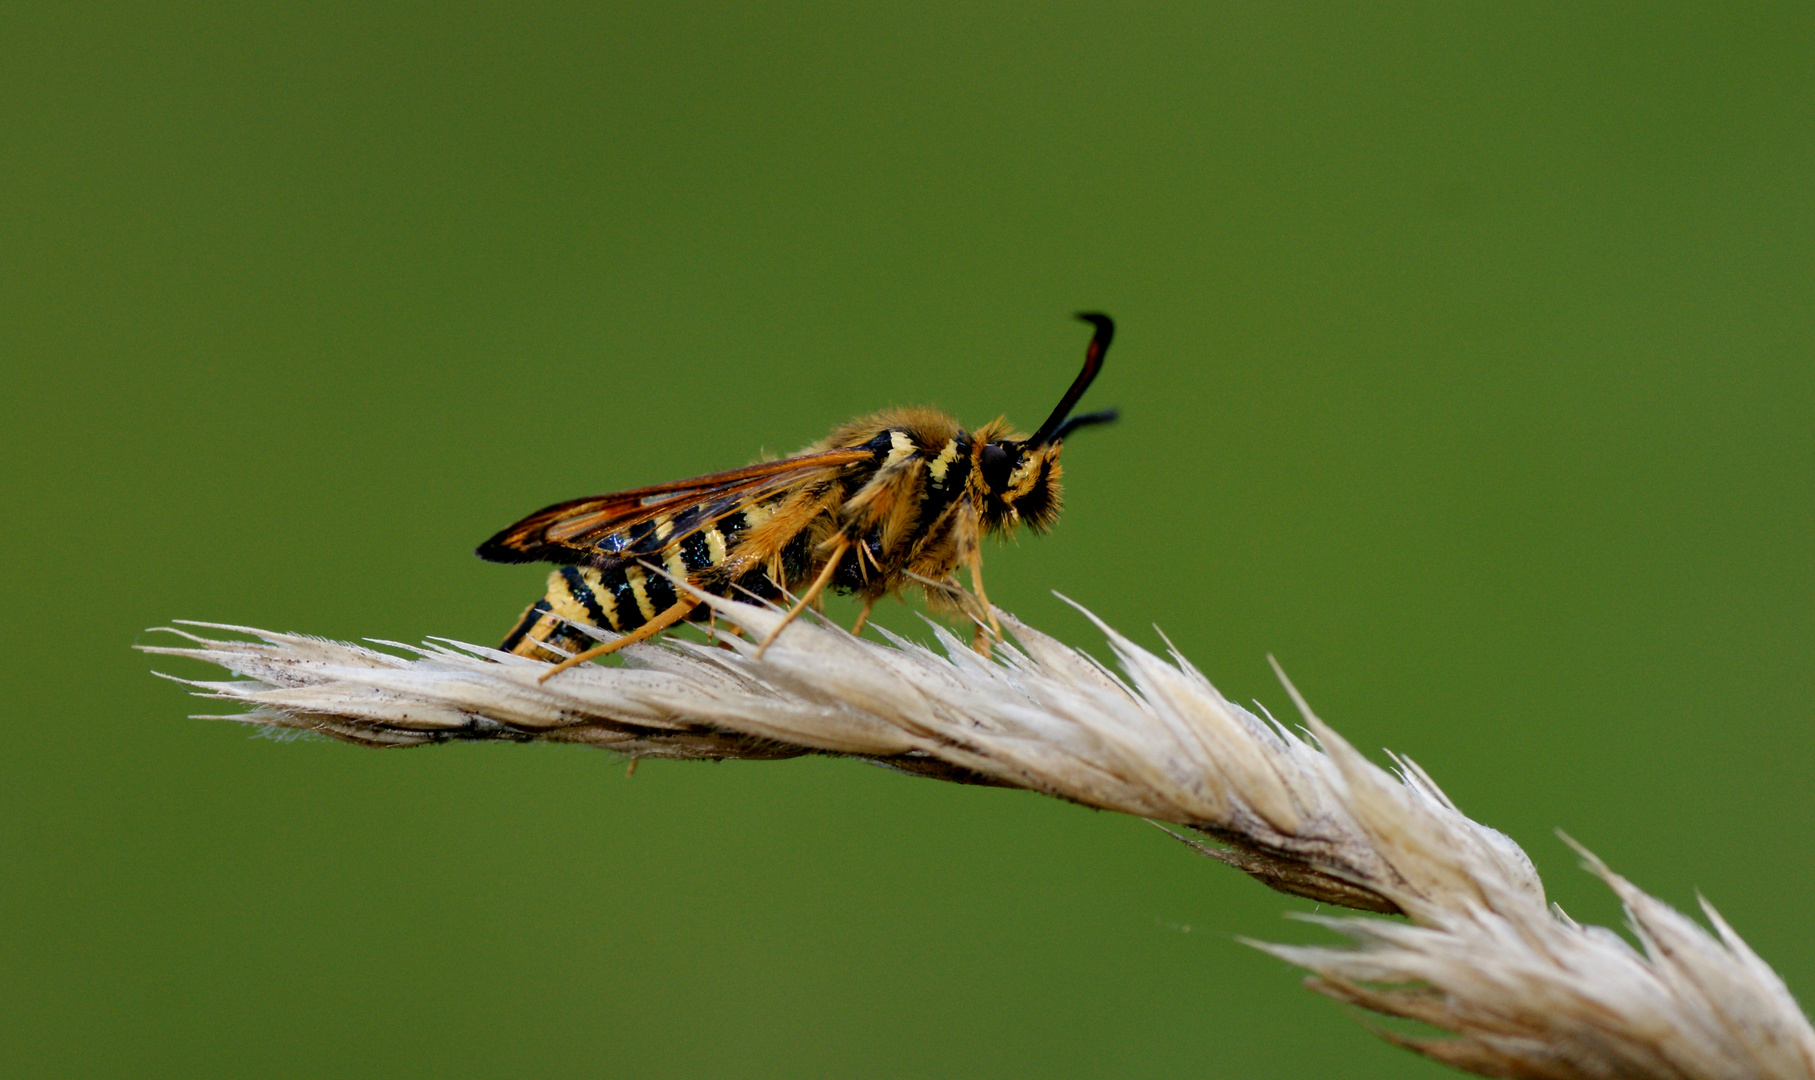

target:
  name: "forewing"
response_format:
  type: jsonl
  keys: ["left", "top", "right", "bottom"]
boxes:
{"left": 476, "top": 448, "right": 872, "bottom": 565}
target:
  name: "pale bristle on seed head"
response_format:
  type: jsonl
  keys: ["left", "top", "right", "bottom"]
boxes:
{"left": 140, "top": 596, "right": 1815, "bottom": 1080}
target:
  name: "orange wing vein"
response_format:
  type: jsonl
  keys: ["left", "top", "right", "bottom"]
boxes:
{"left": 475, "top": 448, "right": 874, "bottom": 565}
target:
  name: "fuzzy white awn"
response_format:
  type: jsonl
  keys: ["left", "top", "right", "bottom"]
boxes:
{"left": 141, "top": 592, "right": 1815, "bottom": 1080}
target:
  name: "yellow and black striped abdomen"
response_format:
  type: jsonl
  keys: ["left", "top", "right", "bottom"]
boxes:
{"left": 498, "top": 506, "right": 787, "bottom": 661}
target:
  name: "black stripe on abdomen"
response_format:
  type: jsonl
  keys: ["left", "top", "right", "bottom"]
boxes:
{"left": 591, "top": 565, "right": 642, "bottom": 631}
{"left": 499, "top": 599, "right": 553, "bottom": 652}
{"left": 678, "top": 530, "right": 713, "bottom": 571}
{"left": 641, "top": 566, "right": 679, "bottom": 613}
{"left": 717, "top": 510, "right": 748, "bottom": 541}
{"left": 558, "top": 566, "right": 613, "bottom": 630}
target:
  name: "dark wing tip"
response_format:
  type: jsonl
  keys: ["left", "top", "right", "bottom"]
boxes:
{"left": 477, "top": 532, "right": 589, "bottom": 565}
{"left": 476, "top": 513, "right": 559, "bottom": 563}
{"left": 475, "top": 531, "right": 539, "bottom": 563}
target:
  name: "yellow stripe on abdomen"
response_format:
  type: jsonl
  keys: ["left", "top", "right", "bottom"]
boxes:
{"left": 625, "top": 566, "right": 657, "bottom": 621}
{"left": 576, "top": 567, "right": 621, "bottom": 630}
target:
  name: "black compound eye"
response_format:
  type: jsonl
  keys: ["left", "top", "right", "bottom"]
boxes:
{"left": 980, "top": 442, "right": 1015, "bottom": 492}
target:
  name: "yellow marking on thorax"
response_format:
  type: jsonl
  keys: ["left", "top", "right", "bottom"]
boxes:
{"left": 579, "top": 566, "right": 621, "bottom": 630}
{"left": 706, "top": 528, "right": 728, "bottom": 564}
{"left": 624, "top": 566, "right": 657, "bottom": 621}
{"left": 927, "top": 438, "right": 960, "bottom": 483}
{"left": 882, "top": 429, "right": 915, "bottom": 468}
{"left": 743, "top": 502, "right": 773, "bottom": 527}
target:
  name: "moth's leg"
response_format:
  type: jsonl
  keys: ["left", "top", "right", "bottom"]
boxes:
{"left": 855, "top": 535, "right": 883, "bottom": 586}
{"left": 850, "top": 595, "right": 878, "bottom": 638}
{"left": 707, "top": 609, "right": 750, "bottom": 649}
{"left": 755, "top": 537, "right": 851, "bottom": 658}
{"left": 538, "top": 595, "right": 701, "bottom": 682}
{"left": 964, "top": 542, "right": 1003, "bottom": 647}
{"left": 947, "top": 500, "right": 1000, "bottom": 651}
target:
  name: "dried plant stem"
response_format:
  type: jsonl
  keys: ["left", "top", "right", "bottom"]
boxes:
{"left": 141, "top": 594, "right": 1815, "bottom": 1079}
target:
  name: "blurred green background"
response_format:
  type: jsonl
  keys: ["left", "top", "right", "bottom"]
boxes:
{"left": 4, "top": 4, "right": 1811, "bottom": 1077}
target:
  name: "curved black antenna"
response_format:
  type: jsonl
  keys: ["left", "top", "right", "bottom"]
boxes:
{"left": 1051, "top": 407, "right": 1119, "bottom": 442}
{"left": 1026, "top": 312, "right": 1115, "bottom": 448}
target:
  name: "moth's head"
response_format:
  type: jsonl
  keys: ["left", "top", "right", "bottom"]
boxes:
{"left": 974, "top": 313, "right": 1118, "bottom": 533}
